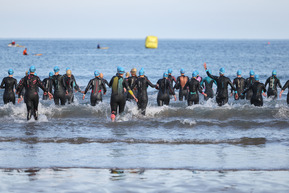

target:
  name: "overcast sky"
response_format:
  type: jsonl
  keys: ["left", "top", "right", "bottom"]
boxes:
{"left": 1, "top": 0, "right": 289, "bottom": 39}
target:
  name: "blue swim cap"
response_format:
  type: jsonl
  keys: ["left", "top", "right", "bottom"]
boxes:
{"left": 8, "top": 69, "right": 14, "bottom": 75}
{"left": 139, "top": 69, "right": 145, "bottom": 76}
{"left": 117, "top": 66, "right": 125, "bottom": 74}
{"left": 49, "top": 72, "right": 54, "bottom": 77}
{"left": 94, "top": 70, "right": 100, "bottom": 77}
{"left": 66, "top": 67, "right": 70, "bottom": 71}
{"left": 272, "top": 70, "right": 277, "bottom": 76}
{"left": 180, "top": 68, "right": 185, "bottom": 74}
{"left": 255, "top": 75, "right": 259, "bottom": 81}
{"left": 54, "top": 66, "right": 60, "bottom": 73}
{"left": 192, "top": 71, "right": 198, "bottom": 78}
{"left": 163, "top": 72, "right": 168, "bottom": 78}
{"left": 219, "top": 68, "right": 225, "bottom": 74}
{"left": 249, "top": 70, "right": 255, "bottom": 76}
{"left": 168, "top": 68, "right": 173, "bottom": 74}
{"left": 29, "top": 66, "right": 36, "bottom": 73}
{"left": 195, "top": 70, "right": 199, "bottom": 75}
{"left": 237, "top": 70, "right": 242, "bottom": 75}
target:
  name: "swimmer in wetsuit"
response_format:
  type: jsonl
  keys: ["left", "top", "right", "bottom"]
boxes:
{"left": 125, "top": 72, "right": 130, "bottom": 79}
{"left": 242, "top": 75, "right": 267, "bottom": 106}
{"left": 109, "top": 67, "right": 138, "bottom": 121}
{"left": 51, "top": 66, "right": 66, "bottom": 105}
{"left": 184, "top": 71, "right": 207, "bottom": 106}
{"left": 16, "top": 71, "right": 29, "bottom": 103}
{"left": 42, "top": 72, "right": 53, "bottom": 100}
{"left": 156, "top": 72, "right": 177, "bottom": 106}
{"left": 195, "top": 70, "right": 202, "bottom": 82}
{"left": 23, "top": 48, "right": 28, "bottom": 55}
{"left": 203, "top": 63, "right": 237, "bottom": 106}
{"left": 200, "top": 69, "right": 217, "bottom": 100}
{"left": 63, "top": 68, "right": 81, "bottom": 93}
{"left": 131, "top": 69, "right": 156, "bottom": 115}
{"left": 174, "top": 68, "right": 189, "bottom": 101}
{"left": 17, "top": 66, "right": 53, "bottom": 120}
{"left": 167, "top": 68, "right": 176, "bottom": 96}
{"left": 0, "top": 69, "right": 17, "bottom": 104}
{"left": 126, "top": 68, "right": 138, "bottom": 101}
{"left": 63, "top": 68, "right": 79, "bottom": 83}
{"left": 279, "top": 79, "right": 289, "bottom": 104}
{"left": 265, "top": 70, "right": 282, "bottom": 99}
{"left": 231, "top": 70, "right": 246, "bottom": 100}
{"left": 63, "top": 69, "right": 82, "bottom": 104}
{"left": 83, "top": 70, "right": 107, "bottom": 106}
{"left": 244, "top": 70, "right": 256, "bottom": 100}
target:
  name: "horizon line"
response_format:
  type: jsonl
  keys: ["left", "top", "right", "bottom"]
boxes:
{"left": 1, "top": 37, "right": 289, "bottom": 41}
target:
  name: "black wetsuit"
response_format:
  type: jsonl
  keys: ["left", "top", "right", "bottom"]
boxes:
{"left": 196, "top": 76, "right": 202, "bottom": 83}
{"left": 168, "top": 75, "right": 176, "bottom": 95}
{"left": 131, "top": 76, "right": 156, "bottom": 115}
{"left": 174, "top": 75, "right": 189, "bottom": 101}
{"left": 17, "top": 74, "right": 48, "bottom": 120}
{"left": 232, "top": 77, "right": 246, "bottom": 100}
{"left": 51, "top": 74, "right": 66, "bottom": 105}
{"left": 63, "top": 75, "right": 81, "bottom": 104}
{"left": 109, "top": 75, "right": 133, "bottom": 115}
{"left": 206, "top": 70, "right": 236, "bottom": 106}
{"left": 101, "top": 78, "right": 109, "bottom": 86}
{"left": 265, "top": 76, "right": 282, "bottom": 99}
{"left": 63, "top": 74, "right": 80, "bottom": 87}
{"left": 244, "top": 77, "right": 256, "bottom": 100}
{"left": 84, "top": 77, "right": 107, "bottom": 106}
{"left": 281, "top": 80, "right": 289, "bottom": 104}
{"left": 42, "top": 77, "right": 53, "bottom": 100}
{"left": 243, "top": 82, "right": 266, "bottom": 106}
{"left": 17, "top": 77, "right": 27, "bottom": 103}
{"left": 0, "top": 77, "right": 17, "bottom": 104}
{"left": 156, "top": 78, "right": 175, "bottom": 106}
{"left": 201, "top": 77, "right": 216, "bottom": 100}
{"left": 184, "top": 78, "right": 203, "bottom": 106}
{"left": 126, "top": 75, "right": 138, "bottom": 101}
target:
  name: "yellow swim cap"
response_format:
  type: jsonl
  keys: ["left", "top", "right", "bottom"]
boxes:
{"left": 66, "top": 69, "right": 72, "bottom": 76}
{"left": 131, "top": 68, "right": 137, "bottom": 75}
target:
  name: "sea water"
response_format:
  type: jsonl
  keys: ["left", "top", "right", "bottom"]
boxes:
{"left": 0, "top": 39, "right": 289, "bottom": 192}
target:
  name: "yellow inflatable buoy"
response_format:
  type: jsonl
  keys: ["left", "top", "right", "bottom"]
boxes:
{"left": 145, "top": 36, "right": 158, "bottom": 49}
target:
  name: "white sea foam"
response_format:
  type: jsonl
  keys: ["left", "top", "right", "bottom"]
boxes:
{"left": 274, "top": 106, "right": 289, "bottom": 118}
{"left": 145, "top": 105, "right": 172, "bottom": 118}
{"left": 180, "top": 119, "right": 197, "bottom": 126}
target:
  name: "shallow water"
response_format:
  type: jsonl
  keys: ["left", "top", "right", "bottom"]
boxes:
{"left": 0, "top": 169, "right": 289, "bottom": 193}
{"left": 0, "top": 39, "right": 289, "bottom": 191}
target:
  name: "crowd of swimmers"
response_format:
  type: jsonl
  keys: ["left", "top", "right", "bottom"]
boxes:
{"left": 1, "top": 63, "right": 289, "bottom": 121}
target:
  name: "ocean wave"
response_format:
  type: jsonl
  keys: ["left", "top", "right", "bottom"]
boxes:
{"left": 1, "top": 99, "right": 289, "bottom": 123}
{"left": 0, "top": 136, "right": 268, "bottom": 145}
